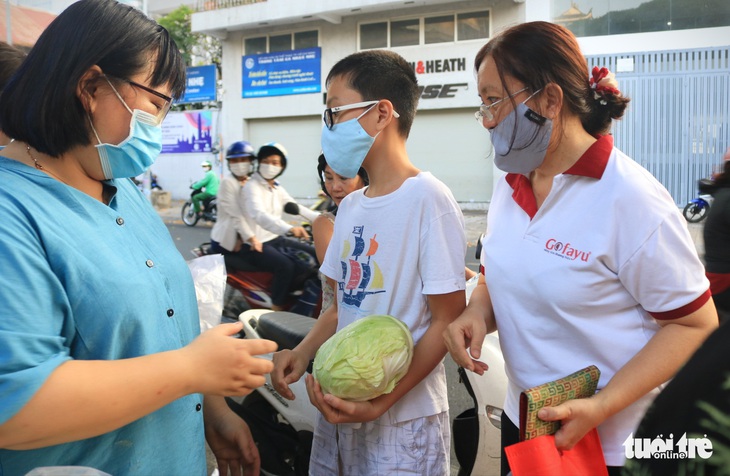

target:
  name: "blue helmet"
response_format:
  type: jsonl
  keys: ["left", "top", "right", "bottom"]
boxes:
{"left": 226, "top": 140, "right": 256, "bottom": 160}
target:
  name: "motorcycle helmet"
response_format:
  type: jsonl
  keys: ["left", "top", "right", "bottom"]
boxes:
{"left": 256, "top": 142, "right": 288, "bottom": 180}
{"left": 226, "top": 140, "right": 256, "bottom": 160}
{"left": 226, "top": 141, "right": 255, "bottom": 178}
{"left": 200, "top": 160, "right": 212, "bottom": 170}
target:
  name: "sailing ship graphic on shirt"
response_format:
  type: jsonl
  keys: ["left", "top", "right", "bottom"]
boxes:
{"left": 339, "top": 225, "right": 386, "bottom": 308}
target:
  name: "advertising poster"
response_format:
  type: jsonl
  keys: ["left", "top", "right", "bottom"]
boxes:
{"left": 161, "top": 110, "right": 217, "bottom": 154}
{"left": 242, "top": 47, "right": 321, "bottom": 97}
{"left": 179, "top": 65, "right": 218, "bottom": 104}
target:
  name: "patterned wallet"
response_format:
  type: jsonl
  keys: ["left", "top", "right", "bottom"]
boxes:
{"left": 518, "top": 365, "right": 601, "bottom": 441}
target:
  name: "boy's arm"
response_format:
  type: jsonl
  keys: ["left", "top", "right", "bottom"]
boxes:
{"left": 308, "top": 289, "right": 466, "bottom": 423}
{"left": 271, "top": 277, "right": 339, "bottom": 400}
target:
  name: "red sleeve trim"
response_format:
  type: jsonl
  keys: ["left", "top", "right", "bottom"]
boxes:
{"left": 648, "top": 289, "right": 711, "bottom": 320}
{"left": 706, "top": 271, "right": 730, "bottom": 295}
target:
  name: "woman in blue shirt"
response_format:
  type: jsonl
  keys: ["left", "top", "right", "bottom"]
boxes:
{"left": 0, "top": 1, "right": 275, "bottom": 474}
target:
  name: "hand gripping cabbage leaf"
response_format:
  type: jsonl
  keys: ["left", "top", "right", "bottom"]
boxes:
{"left": 312, "top": 314, "right": 414, "bottom": 402}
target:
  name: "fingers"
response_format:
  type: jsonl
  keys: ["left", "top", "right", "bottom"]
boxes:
{"left": 218, "top": 321, "right": 244, "bottom": 337}
{"left": 322, "top": 392, "right": 355, "bottom": 415}
{"left": 271, "top": 351, "right": 299, "bottom": 400}
{"left": 538, "top": 405, "right": 564, "bottom": 423}
{"left": 443, "top": 327, "right": 474, "bottom": 369}
{"left": 239, "top": 426, "right": 261, "bottom": 476}
{"left": 238, "top": 338, "right": 278, "bottom": 356}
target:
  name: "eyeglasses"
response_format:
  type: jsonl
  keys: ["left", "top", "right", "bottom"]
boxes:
{"left": 105, "top": 75, "right": 173, "bottom": 124}
{"left": 322, "top": 100, "right": 400, "bottom": 130}
{"left": 474, "top": 86, "right": 529, "bottom": 123}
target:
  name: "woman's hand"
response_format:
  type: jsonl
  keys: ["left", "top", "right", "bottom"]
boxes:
{"left": 536, "top": 396, "right": 608, "bottom": 451}
{"left": 204, "top": 396, "right": 261, "bottom": 476}
{"left": 182, "top": 322, "right": 277, "bottom": 396}
{"left": 443, "top": 307, "right": 489, "bottom": 375}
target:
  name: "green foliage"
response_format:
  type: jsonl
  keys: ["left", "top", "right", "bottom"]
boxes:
{"left": 157, "top": 5, "right": 222, "bottom": 109}
{"left": 158, "top": 5, "right": 221, "bottom": 70}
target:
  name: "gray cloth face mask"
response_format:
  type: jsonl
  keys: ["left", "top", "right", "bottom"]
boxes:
{"left": 491, "top": 99, "right": 552, "bottom": 175}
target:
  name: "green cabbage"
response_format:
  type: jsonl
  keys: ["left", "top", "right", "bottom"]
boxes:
{"left": 312, "top": 314, "right": 414, "bottom": 402}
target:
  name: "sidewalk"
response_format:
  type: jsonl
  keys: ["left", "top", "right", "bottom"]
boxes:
{"left": 155, "top": 200, "right": 704, "bottom": 257}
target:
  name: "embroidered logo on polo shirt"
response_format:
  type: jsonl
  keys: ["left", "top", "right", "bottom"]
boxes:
{"left": 544, "top": 238, "right": 592, "bottom": 262}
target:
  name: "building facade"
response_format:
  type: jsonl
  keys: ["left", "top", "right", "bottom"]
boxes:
{"left": 168, "top": 0, "right": 730, "bottom": 204}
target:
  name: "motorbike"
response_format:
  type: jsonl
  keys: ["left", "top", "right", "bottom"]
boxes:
{"left": 181, "top": 188, "right": 217, "bottom": 226}
{"left": 683, "top": 178, "right": 716, "bottom": 223}
{"left": 226, "top": 240, "right": 508, "bottom": 476}
{"left": 227, "top": 309, "right": 318, "bottom": 476}
{"left": 191, "top": 202, "right": 321, "bottom": 318}
{"left": 452, "top": 281, "right": 507, "bottom": 475}
{"left": 132, "top": 172, "right": 162, "bottom": 192}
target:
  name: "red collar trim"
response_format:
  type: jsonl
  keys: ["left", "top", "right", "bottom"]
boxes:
{"left": 505, "top": 174, "right": 537, "bottom": 219}
{"left": 505, "top": 135, "right": 613, "bottom": 218}
{"left": 564, "top": 134, "right": 613, "bottom": 179}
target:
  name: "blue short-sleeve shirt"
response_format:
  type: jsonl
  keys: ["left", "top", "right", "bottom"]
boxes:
{"left": 0, "top": 157, "right": 206, "bottom": 475}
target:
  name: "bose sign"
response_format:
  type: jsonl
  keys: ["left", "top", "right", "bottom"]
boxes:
{"left": 402, "top": 45, "right": 481, "bottom": 108}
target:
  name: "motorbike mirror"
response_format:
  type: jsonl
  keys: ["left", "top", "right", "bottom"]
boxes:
{"left": 475, "top": 233, "right": 484, "bottom": 261}
{"left": 284, "top": 202, "right": 300, "bottom": 216}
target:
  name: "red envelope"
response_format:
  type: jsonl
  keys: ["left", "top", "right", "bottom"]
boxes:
{"left": 505, "top": 428, "right": 608, "bottom": 476}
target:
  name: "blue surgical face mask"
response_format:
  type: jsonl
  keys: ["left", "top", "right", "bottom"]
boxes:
{"left": 321, "top": 105, "right": 379, "bottom": 179}
{"left": 491, "top": 92, "right": 552, "bottom": 175}
{"left": 89, "top": 78, "right": 163, "bottom": 180}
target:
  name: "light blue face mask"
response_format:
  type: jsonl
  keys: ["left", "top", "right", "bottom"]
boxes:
{"left": 89, "top": 78, "right": 163, "bottom": 180}
{"left": 321, "top": 104, "right": 380, "bottom": 179}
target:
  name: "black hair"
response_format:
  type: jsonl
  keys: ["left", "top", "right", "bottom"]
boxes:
{"left": 714, "top": 160, "right": 730, "bottom": 188}
{"left": 474, "top": 21, "right": 629, "bottom": 136}
{"left": 0, "top": 0, "right": 186, "bottom": 157}
{"left": 316, "top": 153, "right": 369, "bottom": 198}
{"left": 326, "top": 50, "right": 419, "bottom": 138}
{"left": 0, "top": 42, "right": 26, "bottom": 92}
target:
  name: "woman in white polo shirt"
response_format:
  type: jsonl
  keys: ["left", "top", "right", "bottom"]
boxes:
{"left": 443, "top": 21, "right": 718, "bottom": 476}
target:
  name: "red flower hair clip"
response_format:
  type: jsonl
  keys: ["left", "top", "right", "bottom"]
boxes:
{"left": 589, "top": 66, "right": 620, "bottom": 105}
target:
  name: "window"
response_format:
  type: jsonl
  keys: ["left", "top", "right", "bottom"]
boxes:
{"left": 359, "top": 11, "right": 489, "bottom": 50}
{"left": 551, "top": 0, "right": 730, "bottom": 37}
{"left": 360, "top": 22, "right": 387, "bottom": 49}
{"left": 458, "top": 11, "right": 489, "bottom": 41}
{"left": 391, "top": 19, "right": 419, "bottom": 47}
{"left": 425, "top": 15, "right": 455, "bottom": 44}
{"left": 269, "top": 34, "right": 292, "bottom": 52}
{"left": 295, "top": 30, "right": 318, "bottom": 49}
{"left": 245, "top": 37, "right": 266, "bottom": 55}
{"left": 245, "top": 31, "right": 318, "bottom": 55}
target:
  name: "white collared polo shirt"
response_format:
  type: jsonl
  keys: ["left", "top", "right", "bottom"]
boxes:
{"left": 482, "top": 135, "right": 710, "bottom": 466}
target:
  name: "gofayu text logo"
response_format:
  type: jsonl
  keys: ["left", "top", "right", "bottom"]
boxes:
{"left": 624, "top": 433, "right": 713, "bottom": 460}
{"left": 544, "top": 238, "right": 591, "bottom": 262}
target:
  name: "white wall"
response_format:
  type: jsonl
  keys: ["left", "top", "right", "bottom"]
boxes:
{"left": 150, "top": 152, "right": 225, "bottom": 200}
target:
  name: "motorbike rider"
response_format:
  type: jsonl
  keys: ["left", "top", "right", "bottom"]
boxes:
{"left": 210, "top": 141, "right": 262, "bottom": 271}
{"left": 191, "top": 159, "right": 219, "bottom": 215}
{"left": 241, "top": 142, "right": 320, "bottom": 311}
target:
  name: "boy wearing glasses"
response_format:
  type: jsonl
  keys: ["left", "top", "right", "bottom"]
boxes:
{"left": 271, "top": 50, "right": 466, "bottom": 474}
